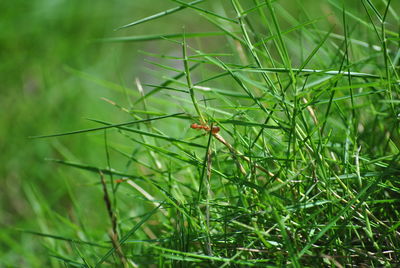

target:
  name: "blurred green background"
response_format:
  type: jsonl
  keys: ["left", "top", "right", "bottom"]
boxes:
{"left": 0, "top": 1, "right": 202, "bottom": 265}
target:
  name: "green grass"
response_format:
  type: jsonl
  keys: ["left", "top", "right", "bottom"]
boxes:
{"left": 2, "top": 0, "right": 400, "bottom": 267}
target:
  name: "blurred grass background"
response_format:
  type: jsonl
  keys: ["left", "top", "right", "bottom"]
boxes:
{"left": 0, "top": 1, "right": 198, "bottom": 265}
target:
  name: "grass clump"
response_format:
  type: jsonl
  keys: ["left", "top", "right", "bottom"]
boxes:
{"left": 23, "top": 0, "right": 400, "bottom": 267}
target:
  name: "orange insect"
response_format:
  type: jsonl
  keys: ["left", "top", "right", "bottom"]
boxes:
{"left": 190, "top": 123, "right": 220, "bottom": 134}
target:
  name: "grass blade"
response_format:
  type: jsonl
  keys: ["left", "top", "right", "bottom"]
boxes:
{"left": 30, "top": 113, "right": 184, "bottom": 139}
{"left": 115, "top": 0, "right": 204, "bottom": 30}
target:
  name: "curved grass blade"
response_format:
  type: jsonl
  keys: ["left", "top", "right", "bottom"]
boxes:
{"left": 46, "top": 158, "right": 143, "bottom": 179}
{"left": 115, "top": 0, "right": 204, "bottom": 30}
{"left": 49, "top": 254, "right": 86, "bottom": 268}
{"left": 30, "top": 112, "right": 184, "bottom": 139}
{"left": 20, "top": 229, "right": 108, "bottom": 248}
{"left": 88, "top": 118, "right": 206, "bottom": 148}
{"left": 99, "top": 32, "right": 226, "bottom": 43}
{"left": 170, "top": 0, "right": 237, "bottom": 23}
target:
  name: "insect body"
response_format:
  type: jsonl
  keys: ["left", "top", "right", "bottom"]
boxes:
{"left": 191, "top": 123, "right": 220, "bottom": 134}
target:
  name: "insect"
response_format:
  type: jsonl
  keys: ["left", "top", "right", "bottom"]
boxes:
{"left": 191, "top": 123, "right": 220, "bottom": 134}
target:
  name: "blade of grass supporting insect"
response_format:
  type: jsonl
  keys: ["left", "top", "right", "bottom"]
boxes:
{"left": 182, "top": 32, "right": 205, "bottom": 124}
{"left": 115, "top": 0, "right": 204, "bottom": 30}
{"left": 30, "top": 112, "right": 184, "bottom": 139}
{"left": 87, "top": 118, "right": 206, "bottom": 148}
{"left": 95, "top": 204, "right": 161, "bottom": 267}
